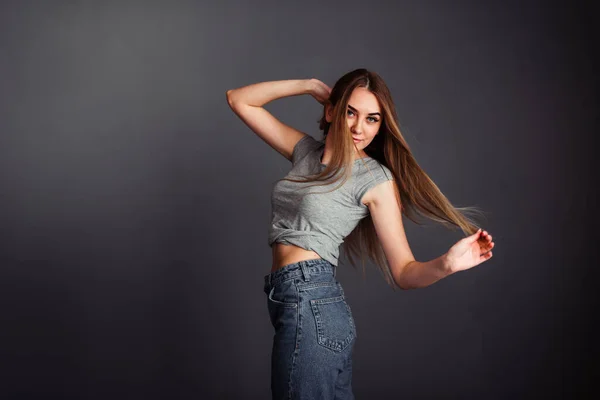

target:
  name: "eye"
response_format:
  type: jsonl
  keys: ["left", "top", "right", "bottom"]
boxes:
{"left": 347, "top": 109, "right": 379, "bottom": 123}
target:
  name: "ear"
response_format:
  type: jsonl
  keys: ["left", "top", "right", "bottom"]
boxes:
{"left": 325, "top": 103, "right": 333, "bottom": 123}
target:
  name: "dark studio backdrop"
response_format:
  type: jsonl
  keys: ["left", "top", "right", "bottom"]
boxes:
{"left": 1, "top": 0, "right": 597, "bottom": 398}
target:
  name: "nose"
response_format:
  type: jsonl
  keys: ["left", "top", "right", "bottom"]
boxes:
{"left": 350, "top": 119, "right": 362, "bottom": 135}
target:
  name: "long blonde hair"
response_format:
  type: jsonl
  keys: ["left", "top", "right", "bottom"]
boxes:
{"left": 280, "top": 68, "right": 486, "bottom": 289}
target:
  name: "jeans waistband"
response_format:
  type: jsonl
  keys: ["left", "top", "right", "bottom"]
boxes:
{"left": 264, "top": 258, "right": 336, "bottom": 288}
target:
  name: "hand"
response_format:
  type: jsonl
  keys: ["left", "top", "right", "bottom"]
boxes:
{"left": 445, "top": 229, "right": 495, "bottom": 273}
{"left": 308, "top": 78, "right": 332, "bottom": 105}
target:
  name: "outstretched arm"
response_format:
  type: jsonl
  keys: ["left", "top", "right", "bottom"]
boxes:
{"left": 365, "top": 179, "right": 494, "bottom": 290}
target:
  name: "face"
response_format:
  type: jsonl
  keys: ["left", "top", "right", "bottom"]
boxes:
{"left": 326, "top": 86, "right": 382, "bottom": 153}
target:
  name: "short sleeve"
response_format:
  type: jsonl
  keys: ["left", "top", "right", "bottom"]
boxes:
{"left": 354, "top": 162, "right": 394, "bottom": 207}
{"left": 291, "top": 134, "right": 320, "bottom": 166}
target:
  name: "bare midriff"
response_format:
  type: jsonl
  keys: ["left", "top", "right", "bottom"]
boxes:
{"left": 271, "top": 242, "right": 322, "bottom": 273}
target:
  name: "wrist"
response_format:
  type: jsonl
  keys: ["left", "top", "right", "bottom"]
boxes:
{"left": 441, "top": 253, "right": 455, "bottom": 276}
{"left": 303, "top": 78, "right": 316, "bottom": 95}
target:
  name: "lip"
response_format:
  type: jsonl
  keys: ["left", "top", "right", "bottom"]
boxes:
{"left": 353, "top": 138, "right": 362, "bottom": 142}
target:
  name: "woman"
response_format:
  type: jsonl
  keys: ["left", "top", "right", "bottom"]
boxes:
{"left": 226, "top": 68, "right": 495, "bottom": 399}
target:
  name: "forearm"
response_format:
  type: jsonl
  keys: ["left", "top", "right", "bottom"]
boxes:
{"left": 226, "top": 79, "right": 314, "bottom": 108}
{"left": 396, "top": 254, "right": 453, "bottom": 290}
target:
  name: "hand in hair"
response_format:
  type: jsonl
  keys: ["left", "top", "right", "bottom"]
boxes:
{"left": 308, "top": 78, "right": 332, "bottom": 105}
{"left": 444, "top": 229, "right": 495, "bottom": 273}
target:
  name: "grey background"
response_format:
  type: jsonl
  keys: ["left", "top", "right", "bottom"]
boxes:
{"left": 1, "top": 0, "right": 597, "bottom": 398}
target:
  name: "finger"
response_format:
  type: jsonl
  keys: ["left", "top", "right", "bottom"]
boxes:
{"left": 467, "top": 228, "right": 482, "bottom": 242}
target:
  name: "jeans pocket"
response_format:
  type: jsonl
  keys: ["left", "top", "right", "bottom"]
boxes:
{"left": 267, "top": 281, "right": 298, "bottom": 309}
{"left": 266, "top": 280, "right": 298, "bottom": 331}
{"left": 310, "top": 293, "right": 356, "bottom": 352}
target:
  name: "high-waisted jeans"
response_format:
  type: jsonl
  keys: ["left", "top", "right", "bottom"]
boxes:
{"left": 263, "top": 258, "right": 357, "bottom": 399}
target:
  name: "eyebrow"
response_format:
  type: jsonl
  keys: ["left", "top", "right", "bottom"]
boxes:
{"left": 348, "top": 104, "right": 381, "bottom": 117}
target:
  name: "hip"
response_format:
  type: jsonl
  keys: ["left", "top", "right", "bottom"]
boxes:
{"left": 263, "top": 258, "right": 357, "bottom": 350}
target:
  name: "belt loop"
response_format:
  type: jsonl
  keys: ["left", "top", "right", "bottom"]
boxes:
{"left": 300, "top": 262, "right": 311, "bottom": 282}
{"left": 333, "top": 265, "right": 336, "bottom": 277}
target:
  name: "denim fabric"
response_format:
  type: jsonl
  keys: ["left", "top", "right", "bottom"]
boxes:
{"left": 263, "top": 258, "right": 357, "bottom": 399}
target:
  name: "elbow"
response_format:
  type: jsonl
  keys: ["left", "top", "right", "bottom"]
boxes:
{"left": 226, "top": 89, "right": 235, "bottom": 107}
{"left": 393, "top": 261, "right": 415, "bottom": 290}
{"left": 393, "top": 270, "right": 410, "bottom": 290}
{"left": 395, "top": 278, "right": 412, "bottom": 290}
{"left": 226, "top": 89, "right": 242, "bottom": 110}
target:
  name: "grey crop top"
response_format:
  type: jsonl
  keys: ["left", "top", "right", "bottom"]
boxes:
{"left": 268, "top": 134, "right": 394, "bottom": 266}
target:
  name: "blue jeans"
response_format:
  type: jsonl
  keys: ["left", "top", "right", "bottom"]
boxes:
{"left": 263, "top": 258, "right": 357, "bottom": 399}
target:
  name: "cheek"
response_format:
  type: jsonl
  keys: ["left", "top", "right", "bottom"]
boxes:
{"left": 367, "top": 126, "right": 380, "bottom": 138}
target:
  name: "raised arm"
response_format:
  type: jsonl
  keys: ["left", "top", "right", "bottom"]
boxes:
{"left": 226, "top": 79, "right": 326, "bottom": 161}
